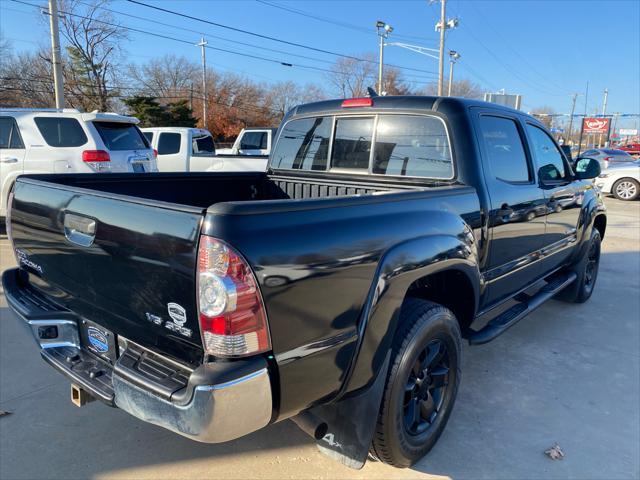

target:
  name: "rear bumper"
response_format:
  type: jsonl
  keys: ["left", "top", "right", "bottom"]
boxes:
{"left": 2, "top": 267, "right": 273, "bottom": 443}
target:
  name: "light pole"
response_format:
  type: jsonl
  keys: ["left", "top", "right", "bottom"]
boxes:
{"left": 196, "top": 36, "right": 208, "bottom": 128}
{"left": 447, "top": 50, "right": 460, "bottom": 96}
{"left": 376, "top": 21, "right": 393, "bottom": 94}
{"left": 47, "top": 0, "right": 65, "bottom": 109}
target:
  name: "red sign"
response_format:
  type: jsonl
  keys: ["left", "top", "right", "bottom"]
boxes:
{"left": 582, "top": 117, "right": 611, "bottom": 134}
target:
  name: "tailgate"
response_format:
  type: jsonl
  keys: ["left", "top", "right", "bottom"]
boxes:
{"left": 9, "top": 178, "right": 204, "bottom": 366}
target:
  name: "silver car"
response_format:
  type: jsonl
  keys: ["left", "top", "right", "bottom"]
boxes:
{"left": 580, "top": 148, "right": 635, "bottom": 169}
{"left": 595, "top": 160, "right": 640, "bottom": 201}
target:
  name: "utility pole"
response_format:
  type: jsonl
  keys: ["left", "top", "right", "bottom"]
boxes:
{"left": 577, "top": 81, "right": 589, "bottom": 156}
{"left": 447, "top": 50, "right": 460, "bottom": 96}
{"left": 433, "top": 0, "right": 458, "bottom": 96}
{"left": 568, "top": 93, "right": 577, "bottom": 145}
{"left": 197, "top": 37, "right": 208, "bottom": 128}
{"left": 437, "top": 0, "right": 446, "bottom": 96}
{"left": 376, "top": 21, "right": 393, "bottom": 94}
{"left": 48, "top": 0, "right": 65, "bottom": 109}
{"left": 598, "top": 88, "right": 609, "bottom": 147}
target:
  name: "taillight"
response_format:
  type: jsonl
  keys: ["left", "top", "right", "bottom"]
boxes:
{"left": 83, "top": 150, "right": 111, "bottom": 172}
{"left": 341, "top": 97, "right": 373, "bottom": 108}
{"left": 153, "top": 149, "right": 158, "bottom": 159}
{"left": 197, "top": 236, "right": 271, "bottom": 358}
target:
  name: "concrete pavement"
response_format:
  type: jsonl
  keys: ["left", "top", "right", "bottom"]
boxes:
{"left": 0, "top": 198, "right": 638, "bottom": 480}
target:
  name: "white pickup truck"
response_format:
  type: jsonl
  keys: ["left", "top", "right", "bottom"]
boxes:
{"left": 142, "top": 127, "right": 269, "bottom": 172}
{"left": 216, "top": 127, "right": 277, "bottom": 156}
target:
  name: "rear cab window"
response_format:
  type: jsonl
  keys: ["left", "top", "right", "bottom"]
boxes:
{"left": 192, "top": 134, "right": 215, "bottom": 156}
{"left": 240, "top": 131, "right": 268, "bottom": 150}
{"left": 34, "top": 117, "right": 88, "bottom": 147}
{"left": 271, "top": 113, "right": 454, "bottom": 179}
{"left": 158, "top": 132, "right": 181, "bottom": 155}
{"left": 0, "top": 116, "right": 24, "bottom": 149}
{"left": 93, "top": 122, "right": 148, "bottom": 151}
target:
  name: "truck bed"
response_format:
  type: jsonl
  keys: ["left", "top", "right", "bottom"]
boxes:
{"left": 23, "top": 171, "right": 426, "bottom": 209}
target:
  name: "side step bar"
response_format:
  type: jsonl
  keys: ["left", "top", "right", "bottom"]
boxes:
{"left": 468, "top": 271, "right": 578, "bottom": 345}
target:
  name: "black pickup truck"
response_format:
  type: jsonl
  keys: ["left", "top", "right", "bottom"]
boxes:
{"left": 3, "top": 96, "right": 606, "bottom": 469}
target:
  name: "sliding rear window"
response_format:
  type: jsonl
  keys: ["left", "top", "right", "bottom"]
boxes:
{"left": 93, "top": 122, "right": 149, "bottom": 151}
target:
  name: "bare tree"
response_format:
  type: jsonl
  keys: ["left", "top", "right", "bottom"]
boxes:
{"left": 128, "top": 54, "right": 200, "bottom": 102}
{"left": 0, "top": 49, "right": 57, "bottom": 108}
{"left": 421, "top": 78, "right": 483, "bottom": 99}
{"left": 326, "top": 54, "right": 376, "bottom": 98}
{"left": 264, "top": 81, "right": 327, "bottom": 117}
{"left": 57, "top": 0, "right": 127, "bottom": 111}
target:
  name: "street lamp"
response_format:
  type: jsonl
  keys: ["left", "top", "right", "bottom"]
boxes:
{"left": 376, "top": 20, "right": 393, "bottom": 94}
{"left": 447, "top": 50, "right": 460, "bottom": 97}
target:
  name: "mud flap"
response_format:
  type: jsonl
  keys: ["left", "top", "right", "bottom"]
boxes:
{"left": 307, "top": 352, "right": 390, "bottom": 469}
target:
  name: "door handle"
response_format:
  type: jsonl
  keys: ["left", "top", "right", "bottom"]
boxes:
{"left": 1, "top": 157, "right": 19, "bottom": 163}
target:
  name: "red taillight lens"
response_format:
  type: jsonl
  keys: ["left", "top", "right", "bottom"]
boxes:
{"left": 603, "top": 156, "right": 613, "bottom": 161}
{"left": 82, "top": 150, "right": 110, "bottom": 162}
{"left": 153, "top": 149, "right": 158, "bottom": 159}
{"left": 197, "top": 236, "right": 270, "bottom": 357}
{"left": 341, "top": 97, "right": 373, "bottom": 108}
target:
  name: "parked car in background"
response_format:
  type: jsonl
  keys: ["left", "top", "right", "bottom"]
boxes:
{"left": 142, "top": 127, "right": 269, "bottom": 172}
{"left": 3, "top": 96, "right": 606, "bottom": 469}
{"left": 216, "top": 127, "right": 277, "bottom": 156}
{"left": 0, "top": 108, "right": 156, "bottom": 218}
{"left": 142, "top": 127, "right": 216, "bottom": 172}
{"left": 594, "top": 160, "right": 640, "bottom": 201}
{"left": 579, "top": 148, "right": 635, "bottom": 169}
{"left": 617, "top": 143, "right": 640, "bottom": 157}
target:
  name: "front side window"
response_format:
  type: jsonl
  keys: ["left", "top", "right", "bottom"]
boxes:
{"left": 331, "top": 117, "right": 374, "bottom": 170}
{"left": 240, "top": 132, "right": 268, "bottom": 150}
{"left": 93, "top": 122, "right": 148, "bottom": 151}
{"left": 192, "top": 135, "right": 215, "bottom": 156}
{"left": 270, "top": 117, "right": 331, "bottom": 170}
{"left": 34, "top": 117, "right": 88, "bottom": 147}
{"left": 373, "top": 115, "right": 452, "bottom": 178}
{"left": 157, "top": 132, "right": 181, "bottom": 155}
{"left": 0, "top": 117, "right": 24, "bottom": 149}
{"left": 526, "top": 124, "right": 567, "bottom": 182}
{"left": 479, "top": 116, "right": 530, "bottom": 183}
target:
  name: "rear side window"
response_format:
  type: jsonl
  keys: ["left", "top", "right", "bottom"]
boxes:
{"left": 0, "top": 117, "right": 24, "bottom": 149}
{"left": 240, "top": 131, "right": 268, "bottom": 150}
{"left": 192, "top": 135, "right": 215, "bottom": 156}
{"left": 373, "top": 115, "right": 452, "bottom": 178}
{"left": 157, "top": 132, "right": 181, "bottom": 155}
{"left": 479, "top": 116, "right": 530, "bottom": 183}
{"left": 526, "top": 124, "right": 567, "bottom": 181}
{"left": 34, "top": 117, "right": 88, "bottom": 147}
{"left": 143, "top": 131, "right": 154, "bottom": 143}
{"left": 93, "top": 122, "right": 148, "bottom": 151}
{"left": 271, "top": 117, "right": 331, "bottom": 170}
{"left": 332, "top": 117, "right": 374, "bottom": 170}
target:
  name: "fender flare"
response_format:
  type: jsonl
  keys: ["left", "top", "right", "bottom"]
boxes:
{"left": 338, "top": 230, "right": 481, "bottom": 398}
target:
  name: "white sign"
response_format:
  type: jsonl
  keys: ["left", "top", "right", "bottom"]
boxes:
{"left": 619, "top": 129, "right": 638, "bottom": 136}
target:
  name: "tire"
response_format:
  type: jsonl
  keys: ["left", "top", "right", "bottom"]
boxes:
{"left": 370, "top": 298, "right": 462, "bottom": 468}
{"left": 612, "top": 178, "right": 639, "bottom": 201}
{"left": 556, "top": 228, "right": 602, "bottom": 303}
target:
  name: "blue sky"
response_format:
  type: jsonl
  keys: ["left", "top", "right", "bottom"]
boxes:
{"left": 1, "top": 0, "right": 639, "bottom": 128}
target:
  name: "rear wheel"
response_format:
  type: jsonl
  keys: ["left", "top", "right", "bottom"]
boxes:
{"left": 612, "top": 178, "right": 639, "bottom": 201}
{"left": 371, "top": 299, "right": 461, "bottom": 468}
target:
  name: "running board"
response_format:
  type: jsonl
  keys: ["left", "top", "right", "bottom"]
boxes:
{"left": 468, "top": 271, "right": 578, "bottom": 345}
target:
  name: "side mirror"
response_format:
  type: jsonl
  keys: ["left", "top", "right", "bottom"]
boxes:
{"left": 574, "top": 157, "right": 601, "bottom": 179}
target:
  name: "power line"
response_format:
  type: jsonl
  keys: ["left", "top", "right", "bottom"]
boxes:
{"left": 125, "top": 0, "right": 440, "bottom": 77}
{"left": 255, "top": 0, "right": 435, "bottom": 44}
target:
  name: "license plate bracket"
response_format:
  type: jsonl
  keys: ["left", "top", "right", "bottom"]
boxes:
{"left": 131, "top": 162, "right": 146, "bottom": 173}
{"left": 79, "top": 319, "right": 117, "bottom": 364}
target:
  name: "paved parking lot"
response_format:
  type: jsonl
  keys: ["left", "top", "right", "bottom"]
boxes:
{"left": 0, "top": 198, "right": 638, "bottom": 480}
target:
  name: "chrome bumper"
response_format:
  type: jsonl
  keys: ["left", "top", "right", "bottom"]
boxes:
{"left": 3, "top": 268, "right": 273, "bottom": 444}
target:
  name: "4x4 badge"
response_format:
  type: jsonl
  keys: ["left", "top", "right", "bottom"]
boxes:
{"left": 167, "top": 303, "right": 187, "bottom": 326}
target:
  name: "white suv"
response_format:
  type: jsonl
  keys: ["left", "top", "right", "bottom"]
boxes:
{"left": 0, "top": 108, "right": 157, "bottom": 217}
